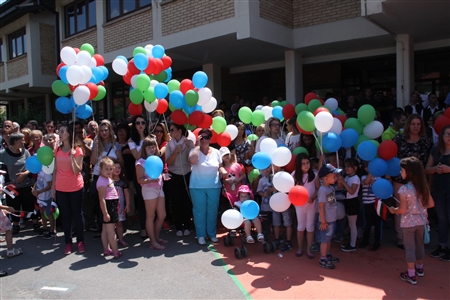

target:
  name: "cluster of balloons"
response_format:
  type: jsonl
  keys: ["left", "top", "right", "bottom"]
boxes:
{"left": 25, "top": 146, "right": 55, "bottom": 175}
{"left": 54, "top": 43, "right": 108, "bottom": 119}
{"left": 221, "top": 200, "right": 260, "bottom": 229}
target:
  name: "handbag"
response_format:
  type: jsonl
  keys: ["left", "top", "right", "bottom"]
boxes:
{"left": 406, "top": 183, "right": 430, "bottom": 244}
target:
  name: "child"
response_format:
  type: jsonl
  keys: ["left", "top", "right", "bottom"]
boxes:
{"left": 32, "top": 169, "right": 55, "bottom": 239}
{"left": 337, "top": 158, "right": 361, "bottom": 252}
{"left": 111, "top": 158, "right": 130, "bottom": 247}
{"left": 257, "top": 165, "right": 274, "bottom": 243}
{"left": 318, "top": 163, "right": 341, "bottom": 269}
{"left": 359, "top": 161, "right": 382, "bottom": 251}
{"left": 292, "top": 153, "right": 320, "bottom": 259}
{"left": 220, "top": 147, "right": 245, "bottom": 205}
{"left": 0, "top": 203, "right": 23, "bottom": 258}
{"left": 97, "top": 157, "right": 122, "bottom": 259}
{"left": 389, "top": 157, "right": 435, "bottom": 285}
{"left": 235, "top": 185, "right": 264, "bottom": 243}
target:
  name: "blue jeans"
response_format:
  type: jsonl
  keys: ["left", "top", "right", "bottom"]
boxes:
{"left": 190, "top": 188, "right": 221, "bottom": 239}
{"left": 432, "top": 190, "right": 450, "bottom": 247}
{"left": 56, "top": 188, "right": 85, "bottom": 245}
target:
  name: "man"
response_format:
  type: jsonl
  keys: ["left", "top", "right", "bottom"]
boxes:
{"left": 382, "top": 110, "right": 406, "bottom": 141}
{"left": 87, "top": 120, "right": 98, "bottom": 139}
{"left": 421, "top": 93, "right": 443, "bottom": 124}
{"left": 404, "top": 92, "right": 423, "bottom": 116}
{"left": 359, "top": 87, "right": 375, "bottom": 108}
{"left": 0, "top": 120, "right": 13, "bottom": 145}
{"left": 26, "top": 120, "right": 38, "bottom": 130}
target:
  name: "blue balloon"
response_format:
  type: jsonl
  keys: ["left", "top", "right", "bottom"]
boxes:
{"left": 386, "top": 157, "right": 401, "bottom": 177}
{"left": 368, "top": 158, "right": 388, "bottom": 177}
{"left": 169, "top": 90, "right": 184, "bottom": 109}
{"left": 252, "top": 152, "right": 271, "bottom": 170}
{"left": 240, "top": 200, "right": 260, "bottom": 220}
{"left": 340, "top": 128, "right": 359, "bottom": 148}
{"left": 59, "top": 66, "right": 69, "bottom": 84}
{"left": 88, "top": 74, "right": 98, "bottom": 84}
{"left": 91, "top": 67, "right": 103, "bottom": 83}
{"left": 144, "top": 156, "right": 163, "bottom": 179}
{"left": 152, "top": 45, "right": 165, "bottom": 59}
{"left": 183, "top": 102, "right": 197, "bottom": 114}
{"left": 116, "top": 55, "right": 128, "bottom": 63}
{"left": 164, "top": 71, "right": 172, "bottom": 83}
{"left": 192, "top": 71, "right": 208, "bottom": 89}
{"left": 372, "top": 178, "right": 393, "bottom": 199}
{"left": 26, "top": 156, "right": 43, "bottom": 174}
{"left": 55, "top": 96, "right": 73, "bottom": 114}
{"left": 357, "top": 141, "right": 377, "bottom": 161}
{"left": 98, "top": 66, "right": 109, "bottom": 81}
{"left": 134, "top": 53, "right": 148, "bottom": 71}
{"left": 76, "top": 104, "right": 93, "bottom": 119}
{"left": 154, "top": 83, "right": 169, "bottom": 99}
{"left": 322, "top": 132, "right": 342, "bottom": 152}
{"left": 272, "top": 106, "right": 283, "bottom": 120}
{"left": 278, "top": 143, "right": 288, "bottom": 148}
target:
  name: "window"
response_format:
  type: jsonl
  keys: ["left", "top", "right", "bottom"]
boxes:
{"left": 9, "top": 28, "right": 26, "bottom": 59}
{"left": 0, "top": 39, "right": 4, "bottom": 63}
{"left": 107, "top": 0, "right": 151, "bottom": 21}
{"left": 65, "top": 0, "right": 96, "bottom": 37}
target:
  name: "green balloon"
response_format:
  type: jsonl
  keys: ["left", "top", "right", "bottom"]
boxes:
{"left": 308, "top": 99, "right": 322, "bottom": 113}
{"left": 167, "top": 80, "right": 180, "bottom": 93}
{"left": 248, "top": 169, "right": 260, "bottom": 183}
{"left": 44, "top": 207, "right": 59, "bottom": 220}
{"left": 369, "top": 139, "right": 380, "bottom": 149}
{"left": 280, "top": 100, "right": 288, "bottom": 107}
{"left": 251, "top": 110, "right": 265, "bottom": 126}
{"left": 133, "top": 46, "right": 147, "bottom": 57}
{"left": 80, "top": 43, "right": 94, "bottom": 56}
{"left": 295, "top": 103, "right": 308, "bottom": 115}
{"left": 248, "top": 134, "right": 258, "bottom": 142}
{"left": 184, "top": 123, "right": 196, "bottom": 131}
{"left": 52, "top": 80, "right": 70, "bottom": 96}
{"left": 154, "top": 71, "right": 168, "bottom": 83}
{"left": 168, "top": 103, "right": 177, "bottom": 112}
{"left": 344, "top": 118, "right": 363, "bottom": 135}
{"left": 337, "top": 108, "right": 345, "bottom": 115}
{"left": 130, "top": 89, "right": 144, "bottom": 104}
{"left": 357, "top": 104, "right": 376, "bottom": 125}
{"left": 212, "top": 116, "right": 227, "bottom": 133}
{"left": 293, "top": 147, "right": 309, "bottom": 156}
{"left": 297, "top": 111, "right": 315, "bottom": 132}
{"left": 93, "top": 86, "right": 106, "bottom": 101}
{"left": 185, "top": 90, "right": 199, "bottom": 107}
{"left": 136, "top": 74, "right": 150, "bottom": 92}
{"left": 354, "top": 135, "right": 369, "bottom": 151}
{"left": 238, "top": 107, "right": 252, "bottom": 124}
{"left": 144, "top": 87, "right": 156, "bottom": 103}
{"left": 37, "top": 146, "right": 54, "bottom": 166}
{"left": 271, "top": 100, "right": 280, "bottom": 108}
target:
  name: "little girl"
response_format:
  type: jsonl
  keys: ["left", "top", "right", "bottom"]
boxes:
{"left": 111, "top": 158, "right": 130, "bottom": 247}
{"left": 337, "top": 158, "right": 360, "bottom": 252}
{"left": 97, "top": 157, "right": 122, "bottom": 259}
{"left": 0, "top": 203, "right": 23, "bottom": 258}
{"left": 292, "top": 153, "right": 320, "bottom": 259}
{"left": 220, "top": 147, "right": 245, "bottom": 205}
{"left": 236, "top": 185, "right": 264, "bottom": 243}
{"left": 135, "top": 137, "right": 168, "bottom": 250}
{"left": 389, "top": 157, "right": 434, "bottom": 285}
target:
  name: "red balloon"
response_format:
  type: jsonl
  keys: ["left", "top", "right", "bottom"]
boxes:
{"left": 98, "top": 80, "right": 104, "bottom": 86}
{"left": 217, "top": 132, "right": 231, "bottom": 147}
{"left": 193, "top": 128, "right": 202, "bottom": 139}
{"left": 69, "top": 84, "right": 77, "bottom": 92}
{"left": 296, "top": 122, "right": 313, "bottom": 135}
{"left": 171, "top": 110, "right": 187, "bottom": 125}
{"left": 156, "top": 98, "right": 168, "bottom": 114}
{"left": 85, "top": 83, "right": 98, "bottom": 100}
{"left": 284, "top": 154, "right": 297, "bottom": 173}
{"left": 210, "top": 130, "right": 218, "bottom": 144}
{"left": 144, "top": 58, "right": 156, "bottom": 75}
{"left": 123, "top": 72, "right": 132, "bottom": 85}
{"left": 378, "top": 140, "right": 398, "bottom": 160}
{"left": 444, "top": 107, "right": 450, "bottom": 119}
{"left": 56, "top": 63, "right": 65, "bottom": 77}
{"left": 153, "top": 59, "right": 164, "bottom": 76}
{"left": 161, "top": 56, "right": 172, "bottom": 70}
{"left": 128, "top": 103, "right": 143, "bottom": 116}
{"left": 198, "top": 114, "right": 212, "bottom": 128}
{"left": 188, "top": 111, "right": 205, "bottom": 126}
{"left": 304, "top": 92, "right": 319, "bottom": 105}
{"left": 73, "top": 47, "right": 80, "bottom": 54}
{"left": 289, "top": 185, "right": 309, "bottom": 206}
{"left": 127, "top": 59, "right": 140, "bottom": 75}
{"left": 434, "top": 116, "right": 450, "bottom": 135}
{"left": 336, "top": 114, "right": 347, "bottom": 126}
{"left": 282, "top": 104, "right": 296, "bottom": 120}
{"left": 93, "top": 54, "right": 104, "bottom": 66}
{"left": 313, "top": 107, "right": 329, "bottom": 116}
{"left": 180, "top": 79, "right": 194, "bottom": 95}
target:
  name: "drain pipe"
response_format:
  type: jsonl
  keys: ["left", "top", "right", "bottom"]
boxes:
{"left": 38, "top": 0, "right": 60, "bottom": 66}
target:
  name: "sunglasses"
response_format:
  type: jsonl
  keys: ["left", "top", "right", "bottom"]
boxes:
{"left": 135, "top": 121, "right": 146, "bottom": 125}
{"left": 200, "top": 135, "right": 211, "bottom": 140}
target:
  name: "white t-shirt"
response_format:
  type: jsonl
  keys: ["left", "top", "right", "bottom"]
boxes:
{"left": 36, "top": 170, "right": 53, "bottom": 200}
{"left": 345, "top": 174, "right": 360, "bottom": 198}
{"left": 285, "top": 133, "right": 301, "bottom": 152}
{"left": 128, "top": 139, "right": 144, "bottom": 153}
{"left": 93, "top": 142, "right": 120, "bottom": 175}
{"left": 255, "top": 135, "right": 285, "bottom": 152}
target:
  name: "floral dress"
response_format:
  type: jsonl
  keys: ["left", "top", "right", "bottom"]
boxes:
{"left": 233, "top": 140, "right": 250, "bottom": 164}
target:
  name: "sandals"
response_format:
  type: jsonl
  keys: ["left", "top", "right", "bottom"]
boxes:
{"left": 296, "top": 251, "right": 303, "bottom": 257}
{"left": 118, "top": 239, "right": 128, "bottom": 247}
{"left": 149, "top": 244, "right": 165, "bottom": 250}
{"left": 246, "top": 236, "right": 255, "bottom": 244}
{"left": 157, "top": 239, "right": 169, "bottom": 244}
{"left": 113, "top": 251, "right": 123, "bottom": 259}
{"left": 257, "top": 233, "right": 265, "bottom": 242}
{"left": 7, "top": 248, "right": 23, "bottom": 258}
{"left": 103, "top": 249, "right": 113, "bottom": 257}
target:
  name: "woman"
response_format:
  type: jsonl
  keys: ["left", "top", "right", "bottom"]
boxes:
{"left": 392, "top": 114, "right": 433, "bottom": 248}
{"left": 426, "top": 125, "right": 450, "bottom": 261}
{"left": 154, "top": 123, "right": 171, "bottom": 229}
{"left": 232, "top": 122, "right": 251, "bottom": 164}
{"left": 0, "top": 133, "right": 37, "bottom": 234}
{"left": 249, "top": 124, "right": 265, "bottom": 159}
{"left": 255, "top": 117, "right": 284, "bottom": 152}
{"left": 300, "top": 134, "right": 319, "bottom": 158}
{"left": 116, "top": 122, "right": 135, "bottom": 216}
{"left": 29, "top": 130, "right": 44, "bottom": 156}
{"left": 285, "top": 117, "right": 301, "bottom": 152}
{"left": 45, "top": 120, "right": 59, "bottom": 144}
{"left": 188, "top": 128, "right": 225, "bottom": 245}
{"left": 21, "top": 128, "right": 32, "bottom": 149}
{"left": 166, "top": 123, "right": 194, "bottom": 236}
{"left": 52, "top": 125, "right": 85, "bottom": 255}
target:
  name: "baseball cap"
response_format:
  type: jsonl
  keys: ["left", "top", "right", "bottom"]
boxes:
{"left": 318, "top": 164, "right": 342, "bottom": 178}
{"left": 219, "top": 147, "right": 230, "bottom": 158}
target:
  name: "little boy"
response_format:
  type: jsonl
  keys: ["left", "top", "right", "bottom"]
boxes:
{"left": 318, "top": 163, "right": 341, "bottom": 269}
{"left": 32, "top": 169, "right": 55, "bottom": 239}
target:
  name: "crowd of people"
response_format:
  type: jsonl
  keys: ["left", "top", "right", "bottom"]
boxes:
{"left": 0, "top": 86, "right": 449, "bottom": 283}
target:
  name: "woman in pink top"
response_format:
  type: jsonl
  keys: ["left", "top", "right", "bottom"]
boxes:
{"left": 51, "top": 125, "right": 85, "bottom": 255}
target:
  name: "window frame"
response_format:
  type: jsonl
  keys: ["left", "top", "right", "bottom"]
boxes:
{"left": 106, "top": 0, "right": 152, "bottom": 22}
{"left": 8, "top": 28, "right": 27, "bottom": 60}
{"left": 0, "top": 39, "right": 4, "bottom": 63}
{"left": 64, "top": 0, "right": 96, "bottom": 38}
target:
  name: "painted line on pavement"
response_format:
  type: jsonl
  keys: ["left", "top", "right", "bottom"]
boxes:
{"left": 41, "top": 286, "right": 69, "bottom": 292}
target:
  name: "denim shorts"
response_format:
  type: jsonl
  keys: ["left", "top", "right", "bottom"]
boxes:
{"left": 317, "top": 221, "right": 336, "bottom": 243}
{"left": 272, "top": 209, "right": 292, "bottom": 227}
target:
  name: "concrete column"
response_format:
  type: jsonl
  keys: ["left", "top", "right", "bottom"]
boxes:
{"left": 285, "top": 50, "right": 303, "bottom": 104}
{"left": 45, "top": 94, "right": 51, "bottom": 121}
{"left": 396, "top": 34, "right": 414, "bottom": 108}
{"left": 152, "top": 0, "right": 162, "bottom": 39}
{"left": 203, "top": 63, "right": 222, "bottom": 103}
{"left": 96, "top": 0, "right": 105, "bottom": 54}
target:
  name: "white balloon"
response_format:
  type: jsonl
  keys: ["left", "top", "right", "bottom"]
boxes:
{"left": 260, "top": 138, "right": 277, "bottom": 156}
{"left": 42, "top": 158, "right": 55, "bottom": 175}
{"left": 60, "top": 46, "right": 76, "bottom": 66}
{"left": 269, "top": 192, "right": 291, "bottom": 212}
{"left": 80, "top": 65, "right": 92, "bottom": 84}
{"left": 187, "top": 130, "right": 196, "bottom": 145}
{"left": 314, "top": 111, "right": 334, "bottom": 133}
{"left": 324, "top": 98, "right": 338, "bottom": 111}
{"left": 201, "top": 96, "right": 217, "bottom": 113}
{"left": 271, "top": 147, "right": 292, "bottom": 167}
{"left": 261, "top": 106, "right": 273, "bottom": 120}
{"left": 130, "top": 75, "right": 138, "bottom": 89}
{"left": 76, "top": 50, "right": 92, "bottom": 66}
{"left": 112, "top": 58, "right": 128, "bottom": 76}
{"left": 73, "top": 85, "right": 90, "bottom": 106}
{"left": 363, "top": 120, "right": 384, "bottom": 139}
{"left": 221, "top": 209, "right": 244, "bottom": 229}
{"left": 150, "top": 80, "right": 159, "bottom": 88}
{"left": 197, "top": 87, "right": 212, "bottom": 106}
{"left": 255, "top": 105, "right": 263, "bottom": 110}
{"left": 329, "top": 118, "right": 343, "bottom": 135}
{"left": 225, "top": 125, "right": 238, "bottom": 140}
{"left": 66, "top": 65, "right": 83, "bottom": 85}
{"left": 88, "top": 57, "right": 97, "bottom": 68}
{"left": 144, "top": 44, "right": 154, "bottom": 57}
{"left": 272, "top": 171, "right": 295, "bottom": 193}
{"left": 144, "top": 99, "right": 158, "bottom": 112}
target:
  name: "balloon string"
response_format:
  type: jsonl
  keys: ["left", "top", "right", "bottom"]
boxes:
{"left": 336, "top": 151, "right": 339, "bottom": 169}
{"left": 312, "top": 132, "right": 323, "bottom": 154}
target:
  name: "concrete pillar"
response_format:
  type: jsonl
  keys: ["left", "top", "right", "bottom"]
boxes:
{"left": 285, "top": 50, "right": 303, "bottom": 104}
{"left": 203, "top": 63, "right": 222, "bottom": 103}
{"left": 45, "top": 94, "right": 51, "bottom": 121}
{"left": 396, "top": 34, "right": 414, "bottom": 108}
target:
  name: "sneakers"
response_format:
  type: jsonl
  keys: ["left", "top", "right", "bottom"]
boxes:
{"left": 183, "top": 229, "right": 191, "bottom": 236}
{"left": 63, "top": 243, "right": 72, "bottom": 255}
{"left": 319, "top": 259, "right": 335, "bottom": 269}
{"left": 440, "top": 250, "right": 450, "bottom": 262}
{"left": 37, "top": 228, "right": 48, "bottom": 237}
{"left": 415, "top": 268, "right": 424, "bottom": 277}
{"left": 176, "top": 230, "right": 183, "bottom": 237}
{"left": 311, "top": 244, "right": 320, "bottom": 252}
{"left": 77, "top": 241, "right": 86, "bottom": 254}
{"left": 333, "top": 235, "right": 343, "bottom": 243}
{"left": 327, "top": 254, "right": 339, "bottom": 263}
{"left": 12, "top": 225, "right": 20, "bottom": 235}
{"left": 430, "top": 245, "right": 446, "bottom": 258}
{"left": 281, "top": 241, "right": 293, "bottom": 252}
{"left": 198, "top": 237, "right": 206, "bottom": 245}
{"left": 33, "top": 224, "right": 41, "bottom": 233}
{"left": 210, "top": 237, "right": 219, "bottom": 243}
{"left": 400, "top": 271, "right": 417, "bottom": 285}
{"left": 43, "top": 231, "right": 56, "bottom": 239}
{"left": 341, "top": 244, "right": 357, "bottom": 252}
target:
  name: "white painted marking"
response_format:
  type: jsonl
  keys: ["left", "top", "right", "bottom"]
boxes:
{"left": 41, "top": 286, "right": 68, "bottom": 292}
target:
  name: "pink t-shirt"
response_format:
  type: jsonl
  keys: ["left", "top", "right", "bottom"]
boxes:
{"left": 136, "top": 158, "right": 163, "bottom": 188}
{"left": 54, "top": 147, "right": 84, "bottom": 192}
{"left": 398, "top": 184, "right": 428, "bottom": 228}
{"left": 96, "top": 175, "right": 119, "bottom": 200}
{"left": 223, "top": 163, "right": 243, "bottom": 203}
